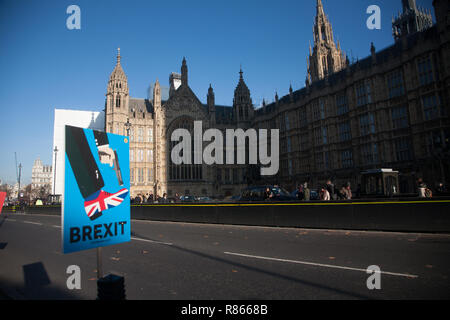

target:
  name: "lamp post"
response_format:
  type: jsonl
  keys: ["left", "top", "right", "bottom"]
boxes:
{"left": 124, "top": 118, "right": 131, "bottom": 137}
{"left": 17, "top": 163, "right": 22, "bottom": 202}
{"left": 53, "top": 146, "right": 58, "bottom": 196}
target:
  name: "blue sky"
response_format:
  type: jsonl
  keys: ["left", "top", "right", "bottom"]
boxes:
{"left": 0, "top": 0, "right": 434, "bottom": 185}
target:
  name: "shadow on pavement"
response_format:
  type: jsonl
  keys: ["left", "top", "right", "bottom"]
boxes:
{"left": 168, "top": 244, "right": 377, "bottom": 300}
{"left": 0, "top": 262, "right": 83, "bottom": 300}
{"left": 0, "top": 215, "right": 6, "bottom": 229}
{"left": 130, "top": 230, "right": 377, "bottom": 299}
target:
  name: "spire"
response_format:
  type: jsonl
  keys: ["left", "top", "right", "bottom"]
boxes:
{"left": 153, "top": 79, "right": 161, "bottom": 108}
{"left": 233, "top": 66, "right": 252, "bottom": 122}
{"left": 116, "top": 47, "right": 121, "bottom": 65}
{"left": 402, "top": 0, "right": 417, "bottom": 12}
{"left": 371, "top": 42, "right": 376, "bottom": 64}
{"left": 307, "top": 0, "right": 346, "bottom": 84}
{"left": 235, "top": 66, "right": 249, "bottom": 95}
{"left": 181, "top": 57, "right": 188, "bottom": 86}
{"left": 108, "top": 48, "right": 127, "bottom": 88}
{"left": 316, "top": 0, "right": 325, "bottom": 17}
{"left": 289, "top": 83, "right": 294, "bottom": 102}
{"left": 207, "top": 83, "right": 215, "bottom": 112}
{"left": 106, "top": 48, "right": 128, "bottom": 114}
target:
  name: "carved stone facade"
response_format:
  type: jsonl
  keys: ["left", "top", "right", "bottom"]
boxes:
{"left": 105, "top": 0, "right": 449, "bottom": 197}
{"left": 306, "top": 0, "right": 348, "bottom": 85}
{"left": 105, "top": 53, "right": 253, "bottom": 198}
{"left": 253, "top": 0, "right": 450, "bottom": 193}
{"left": 393, "top": 0, "right": 434, "bottom": 41}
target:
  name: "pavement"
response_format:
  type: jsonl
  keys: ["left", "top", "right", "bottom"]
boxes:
{"left": 0, "top": 212, "right": 449, "bottom": 300}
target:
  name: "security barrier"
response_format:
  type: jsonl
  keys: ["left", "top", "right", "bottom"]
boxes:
{"left": 130, "top": 199, "right": 450, "bottom": 233}
{"left": 13, "top": 198, "right": 450, "bottom": 233}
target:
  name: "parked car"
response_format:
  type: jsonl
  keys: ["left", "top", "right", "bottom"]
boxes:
{"left": 239, "top": 185, "right": 297, "bottom": 202}
{"left": 195, "top": 196, "right": 213, "bottom": 202}
{"left": 230, "top": 195, "right": 241, "bottom": 202}
{"left": 180, "top": 195, "right": 196, "bottom": 203}
{"left": 290, "top": 189, "right": 320, "bottom": 201}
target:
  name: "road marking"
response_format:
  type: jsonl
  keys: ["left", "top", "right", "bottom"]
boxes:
{"left": 223, "top": 252, "right": 418, "bottom": 279}
{"left": 52, "top": 225, "right": 61, "bottom": 229}
{"left": 131, "top": 236, "right": 173, "bottom": 246}
{"left": 23, "top": 221, "right": 42, "bottom": 226}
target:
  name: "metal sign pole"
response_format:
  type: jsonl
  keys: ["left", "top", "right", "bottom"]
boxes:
{"left": 97, "top": 247, "right": 103, "bottom": 279}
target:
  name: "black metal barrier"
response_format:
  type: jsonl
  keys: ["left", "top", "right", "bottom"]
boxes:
{"left": 9, "top": 199, "right": 450, "bottom": 233}
{"left": 23, "top": 205, "right": 62, "bottom": 215}
{"left": 131, "top": 199, "right": 450, "bottom": 233}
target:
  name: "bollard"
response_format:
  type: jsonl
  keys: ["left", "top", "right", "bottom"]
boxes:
{"left": 97, "top": 274, "right": 126, "bottom": 300}
{"left": 12, "top": 206, "right": 15, "bottom": 213}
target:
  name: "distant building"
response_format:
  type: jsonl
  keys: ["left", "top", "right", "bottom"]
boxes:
{"left": 31, "top": 158, "right": 52, "bottom": 192}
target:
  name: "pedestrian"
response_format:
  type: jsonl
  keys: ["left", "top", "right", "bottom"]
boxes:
{"left": 320, "top": 186, "right": 330, "bottom": 201}
{"left": 436, "top": 182, "right": 447, "bottom": 196}
{"left": 326, "top": 180, "right": 336, "bottom": 200}
{"left": 340, "top": 182, "right": 352, "bottom": 200}
{"left": 417, "top": 178, "right": 432, "bottom": 198}
{"left": 297, "top": 185, "right": 304, "bottom": 201}
{"left": 264, "top": 187, "right": 274, "bottom": 201}
{"left": 303, "top": 182, "right": 311, "bottom": 201}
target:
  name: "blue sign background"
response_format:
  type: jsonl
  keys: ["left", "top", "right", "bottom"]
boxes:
{"left": 63, "top": 127, "right": 130, "bottom": 254}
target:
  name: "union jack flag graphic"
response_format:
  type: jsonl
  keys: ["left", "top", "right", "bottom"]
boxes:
{"left": 84, "top": 188, "right": 129, "bottom": 220}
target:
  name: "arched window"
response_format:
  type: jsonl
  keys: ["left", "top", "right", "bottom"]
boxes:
{"left": 116, "top": 96, "right": 121, "bottom": 108}
{"left": 168, "top": 117, "right": 202, "bottom": 182}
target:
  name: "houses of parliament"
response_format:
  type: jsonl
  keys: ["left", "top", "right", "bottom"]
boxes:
{"left": 105, "top": 0, "right": 449, "bottom": 198}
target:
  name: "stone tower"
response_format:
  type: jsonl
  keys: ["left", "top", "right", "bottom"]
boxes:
{"left": 207, "top": 84, "right": 216, "bottom": 122}
{"left": 307, "top": 0, "right": 347, "bottom": 84}
{"left": 233, "top": 67, "right": 253, "bottom": 125}
{"left": 105, "top": 48, "right": 129, "bottom": 134}
{"left": 392, "top": 0, "right": 433, "bottom": 41}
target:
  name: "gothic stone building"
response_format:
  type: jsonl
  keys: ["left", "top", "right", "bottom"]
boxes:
{"left": 254, "top": 0, "right": 449, "bottom": 194}
{"left": 105, "top": 0, "right": 450, "bottom": 197}
{"left": 105, "top": 53, "right": 254, "bottom": 198}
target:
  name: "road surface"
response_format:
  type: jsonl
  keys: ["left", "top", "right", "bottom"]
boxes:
{"left": 0, "top": 212, "right": 449, "bottom": 299}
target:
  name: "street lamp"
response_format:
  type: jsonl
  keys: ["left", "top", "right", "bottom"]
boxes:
{"left": 17, "top": 163, "right": 22, "bottom": 202}
{"left": 53, "top": 146, "right": 58, "bottom": 196}
{"left": 124, "top": 118, "right": 131, "bottom": 137}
